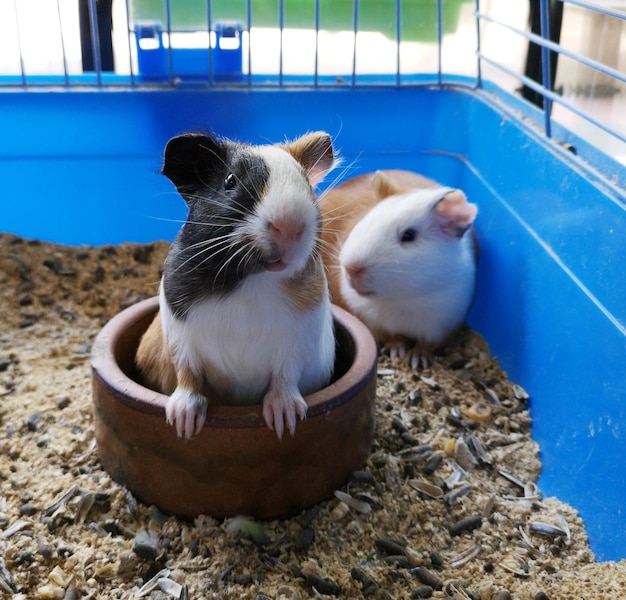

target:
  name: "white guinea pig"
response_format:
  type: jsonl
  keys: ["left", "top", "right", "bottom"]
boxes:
{"left": 136, "top": 131, "right": 337, "bottom": 440}
{"left": 320, "top": 170, "right": 478, "bottom": 368}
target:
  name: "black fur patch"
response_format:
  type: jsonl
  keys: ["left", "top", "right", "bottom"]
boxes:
{"left": 161, "top": 133, "right": 270, "bottom": 319}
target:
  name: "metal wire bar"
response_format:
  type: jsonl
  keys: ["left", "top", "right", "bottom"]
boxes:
{"left": 395, "top": 0, "right": 401, "bottom": 86}
{"left": 279, "top": 0, "right": 285, "bottom": 86}
{"left": 12, "top": 0, "right": 27, "bottom": 87}
{"left": 560, "top": 0, "right": 626, "bottom": 21}
{"left": 474, "top": 0, "right": 483, "bottom": 88}
{"left": 476, "top": 11, "right": 626, "bottom": 86}
{"left": 55, "top": 0, "right": 70, "bottom": 86}
{"left": 247, "top": 0, "right": 253, "bottom": 86}
{"left": 437, "top": 0, "right": 443, "bottom": 85}
{"left": 87, "top": 0, "right": 103, "bottom": 86}
{"left": 314, "top": 0, "right": 320, "bottom": 87}
{"left": 206, "top": 0, "right": 214, "bottom": 85}
{"left": 352, "top": 0, "right": 359, "bottom": 86}
{"left": 124, "top": 0, "right": 136, "bottom": 86}
{"left": 539, "top": 0, "right": 554, "bottom": 137}
{"left": 478, "top": 52, "right": 626, "bottom": 146}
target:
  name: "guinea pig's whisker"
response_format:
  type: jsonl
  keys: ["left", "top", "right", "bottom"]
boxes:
{"left": 213, "top": 239, "right": 255, "bottom": 284}
{"left": 172, "top": 234, "right": 241, "bottom": 276}
{"left": 180, "top": 230, "right": 236, "bottom": 254}
{"left": 238, "top": 243, "right": 261, "bottom": 274}
{"left": 318, "top": 235, "right": 342, "bottom": 256}
{"left": 318, "top": 157, "right": 360, "bottom": 196}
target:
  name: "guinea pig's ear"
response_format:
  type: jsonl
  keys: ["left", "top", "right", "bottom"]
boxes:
{"left": 372, "top": 170, "right": 401, "bottom": 200}
{"left": 162, "top": 133, "right": 226, "bottom": 201}
{"left": 433, "top": 190, "right": 478, "bottom": 238}
{"left": 283, "top": 131, "right": 335, "bottom": 187}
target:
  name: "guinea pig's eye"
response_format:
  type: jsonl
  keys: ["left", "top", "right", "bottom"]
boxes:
{"left": 223, "top": 173, "right": 236, "bottom": 191}
{"left": 400, "top": 228, "right": 417, "bottom": 243}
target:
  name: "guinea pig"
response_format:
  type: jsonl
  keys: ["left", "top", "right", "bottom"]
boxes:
{"left": 320, "top": 170, "right": 478, "bottom": 368}
{"left": 136, "top": 131, "right": 337, "bottom": 440}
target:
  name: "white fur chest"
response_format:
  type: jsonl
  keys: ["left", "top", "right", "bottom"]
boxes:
{"left": 159, "top": 272, "right": 335, "bottom": 401}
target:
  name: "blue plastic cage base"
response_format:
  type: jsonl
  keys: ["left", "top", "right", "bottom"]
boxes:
{"left": 1, "top": 83, "right": 624, "bottom": 561}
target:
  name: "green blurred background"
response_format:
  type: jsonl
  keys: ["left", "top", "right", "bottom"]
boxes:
{"left": 130, "top": 0, "right": 470, "bottom": 43}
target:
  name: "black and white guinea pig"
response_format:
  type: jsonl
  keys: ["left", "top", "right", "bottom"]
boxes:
{"left": 136, "top": 131, "right": 337, "bottom": 440}
{"left": 320, "top": 170, "right": 478, "bottom": 368}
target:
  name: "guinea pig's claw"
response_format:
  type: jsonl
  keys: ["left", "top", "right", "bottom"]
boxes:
{"left": 263, "top": 391, "right": 307, "bottom": 440}
{"left": 165, "top": 389, "right": 208, "bottom": 440}
{"left": 385, "top": 341, "right": 431, "bottom": 370}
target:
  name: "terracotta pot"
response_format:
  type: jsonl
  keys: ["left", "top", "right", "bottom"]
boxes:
{"left": 91, "top": 296, "right": 377, "bottom": 519}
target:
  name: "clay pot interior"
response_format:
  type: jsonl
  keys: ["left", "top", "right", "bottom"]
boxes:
{"left": 91, "top": 297, "right": 378, "bottom": 519}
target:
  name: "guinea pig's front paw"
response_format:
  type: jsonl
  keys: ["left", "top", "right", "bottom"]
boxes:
{"left": 165, "top": 388, "right": 208, "bottom": 439}
{"left": 262, "top": 389, "right": 308, "bottom": 440}
{"left": 385, "top": 340, "right": 431, "bottom": 370}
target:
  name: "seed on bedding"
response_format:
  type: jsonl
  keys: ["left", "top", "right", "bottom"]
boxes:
{"left": 424, "top": 453, "right": 444, "bottom": 475}
{"left": 483, "top": 388, "right": 501, "bottom": 406}
{"left": 158, "top": 578, "right": 183, "bottom": 597}
{"left": 445, "top": 484, "right": 472, "bottom": 505}
{"left": 467, "top": 434, "right": 492, "bottom": 466}
{"left": 444, "top": 463, "right": 467, "bottom": 489}
{"left": 63, "top": 586, "right": 79, "bottom": 600}
{"left": 294, "top": 527, "right": 315, "bottom": 552}
{"left": 0, "top": 558, "right": 17, "bottom": 594}
{"left": 334, "top": 490, "right": 372, "bottom": 514}
{"left": 454, "top": 437, "right": 477, "bottom": 471}
{"left": 375, "top": 536, "right": 406, "bottom": 556}
{"left": 497, "top": 470, "right": 526, "bottom": 490}
{"left": 464, "top": 402, "right": 491, "bottom": 422}
{"left": 398, "top": 445, "right": 433, "bottom": 462}
{"left": 1, "top": 519, "right": 32, "bottom": 539}
{"left": 352, "top": 470, "right": 375, "bottom": 485}
{"left": 392, "top": 416, "right": 408, "bottom": 434}
{"left": 498, "top": 553, "right": 530, "bottom": 577}
{"left": 420, "top": 376, "right": 439, "bottom": 389}
{"left": 528, "top": 521, "right": 569, "bottom": 539}
{"left": 449, "top": 544, "right": 481, "bottom": 568}
{"left": 449, "top": 515, "right": 482, "bottom": 537}
{"left": 134, "top": 568, "right": 170, "bottom": 597}
{"left": 353, "top": 492, "right": 383, "bottom": 510}
{"left": 74, "top": 491, "right": 95, "bottom": 524}
{"left": 411, "top": 583, "right": 434, "bottom": 598}
{"left": 408, "top": 479, "right": 444, "bottom": 500}
{"left": 409, "top": 388, "right": 423, "bottom": 405}
{"left": 351, "top": 566, "right": 379, "bottom": 596}
{"left": 512, "top": 384, "right": 529, "bottom": 400}
{"left": 409, "top": 566, "right": 444, "bottom": 591}
{"left": 18, "top": 503, "right": 38, "bottom": 516}
{"left": 132, "top": 528, "right": 160, "bottom": 561}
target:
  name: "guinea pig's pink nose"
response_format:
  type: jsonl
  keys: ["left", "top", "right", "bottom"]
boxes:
{"left": 269, "top": 218, "right": 305, "bottom": 243}
{"left": 344, "top": 262, "right": 368, "bottom": 290}
{"left": 345, "top": 263, "right": 365, "bottom": 279}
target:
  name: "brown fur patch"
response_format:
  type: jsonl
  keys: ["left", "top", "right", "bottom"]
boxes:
{"left": 176, "top": 362, "right": 205, "bottom": 396}
{"left": 135, "top": 313, "right": 177, "bottom": 395}
{"left": 283, "top": 253, "right": 327, "bottom": 313}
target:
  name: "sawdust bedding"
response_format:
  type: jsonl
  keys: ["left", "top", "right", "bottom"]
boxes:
{"left": 0, "top": 232, "right": 625, "bottom": 600}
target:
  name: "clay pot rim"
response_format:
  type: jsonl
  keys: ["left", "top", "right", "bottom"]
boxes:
{"left": 91, "top": 296, "right": 378, "bottom": 429}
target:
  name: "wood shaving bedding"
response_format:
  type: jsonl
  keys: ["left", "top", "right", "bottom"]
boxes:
{"left": 1, "top": 232, "right": 625, "bottom": 600}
